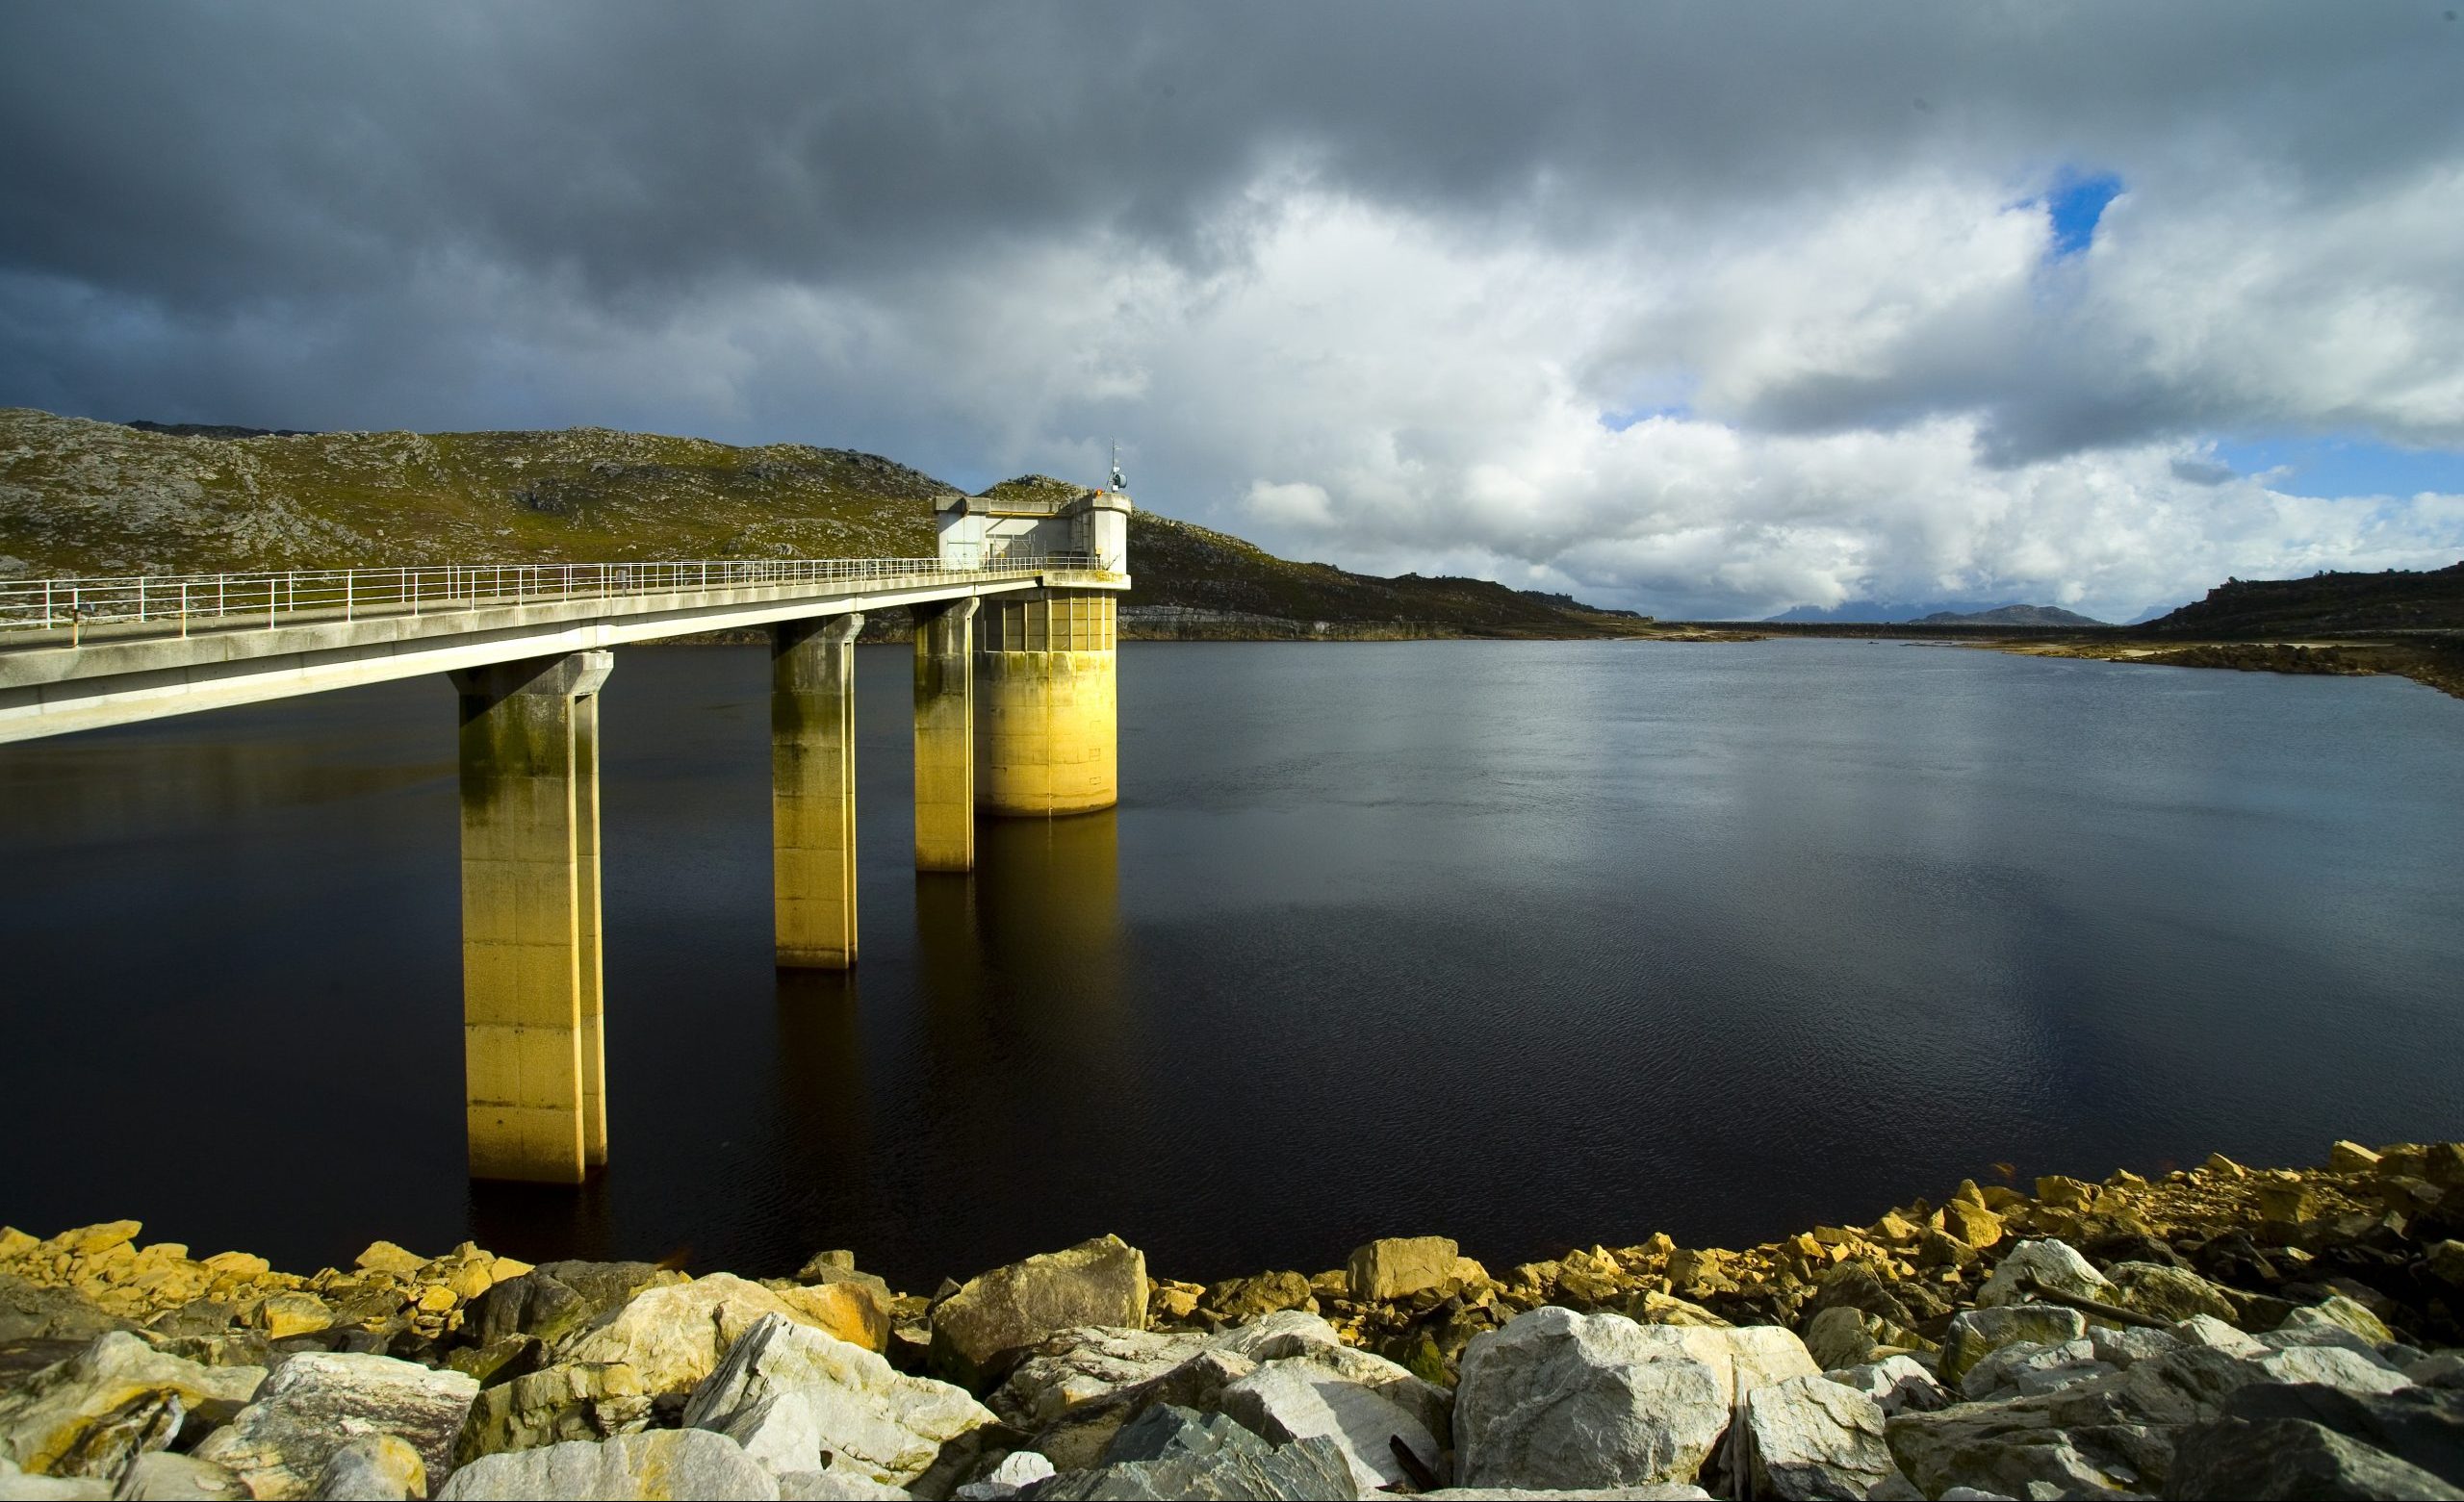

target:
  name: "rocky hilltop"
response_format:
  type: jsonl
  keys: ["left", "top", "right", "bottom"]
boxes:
{"left": 6, "top": 1139, "right": 2464, "bottom": 1498}
{"left": 2145, "top": 563, "right": 2464, "bottom": 637}
{"left": 0, "top": 409, "right": 1658, "bottom": 641}
{"left": 0, "top": 409, "right": 948, "bottom": 578}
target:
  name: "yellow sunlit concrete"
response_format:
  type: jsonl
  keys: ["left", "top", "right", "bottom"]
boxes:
{"left": 773, "top": 613, "right": 863, "bottom": 968}
{"left": 451, "top": 650, "right": 611, "bottom": 1184}
{"left": 975, "top": 590, "right": 1118, "bottom": 816}
{"left": 913, "top": 598, "right": 979, "bottom": 872}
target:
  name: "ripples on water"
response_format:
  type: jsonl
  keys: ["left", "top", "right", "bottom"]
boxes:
{"left": 3, "top": 639, "right": 2459, "bottom": 1289}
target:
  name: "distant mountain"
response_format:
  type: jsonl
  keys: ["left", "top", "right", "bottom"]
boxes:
{"left": 2143, "top": 562, "right": 2464, "bottom": 635}
{"left": 1763, "top": 598, "right": 1994, "bottom": 623}
{"left": 1912, "top": 604, "right": 2108, "bottom": 627}
{"left": 1764, "top": 598, "right": 2101, "bottom": 625}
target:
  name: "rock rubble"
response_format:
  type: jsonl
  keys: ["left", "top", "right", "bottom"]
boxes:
{"left": 4, "top": 1138, "right": 2464, "bottom": 1497}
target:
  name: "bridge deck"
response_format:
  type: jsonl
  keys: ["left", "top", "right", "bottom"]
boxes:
{"left": 0, "top": 554, "right": 1125, "bottom": 743}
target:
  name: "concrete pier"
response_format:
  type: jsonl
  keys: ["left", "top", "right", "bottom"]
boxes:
{"left": 976, "top": 590, "right": 1118, "bottom": 816}
{"left": 575, "top": 677, "right": 607, "bottom": 1168}
{"left": 913, "top": 598, "right": 979, "bottom": 872}
{"left": 772, "top": 614, "right": 864, "bottom": 968}
{"left": 450, "top": 649, "right": 612, "bottom": 1184}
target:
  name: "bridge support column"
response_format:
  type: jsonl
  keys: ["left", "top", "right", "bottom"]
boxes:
{"left": 976, "top": 591, "right": 1118, "bottom": 816}
{"left": 913, "top": 598, "right": 978, "bottom": 872}
{"left": 450, "top": 649, "right": 613, "bottom": 1184}
{"left": 773, "top": 613, "right": 863, "bottom": 968}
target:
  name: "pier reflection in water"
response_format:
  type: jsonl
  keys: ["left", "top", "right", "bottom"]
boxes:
{"left": 742, "top": 811, "right": 1139, "bottom": 1272}
{"left": 7, "top": 641, "right": 2464, "bottom": 1295}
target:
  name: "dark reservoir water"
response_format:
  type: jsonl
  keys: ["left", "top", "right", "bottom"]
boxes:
{"left": 3, "top": 640, "right": 2461, "bottom": 1291}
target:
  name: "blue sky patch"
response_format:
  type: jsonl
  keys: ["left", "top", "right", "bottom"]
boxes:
{"left": 2044, "top": 171, "right": 2123, "bottom": 257}
{"left": 1600, "top": 403, "right": 1693, "bottom": 432}
{"left": 2209, "top": 433, "right": 2464, "bottom": 497}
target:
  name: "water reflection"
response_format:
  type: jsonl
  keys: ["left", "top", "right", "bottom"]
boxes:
{"left": 908, "top": 811, "right": 1150, "bottom": 1184}
{"left": 469, "top": 1175, "right": 616, "bottom": 1266}
{"left": 974, "top": 810, "right": 1124, "bottom": 980}
{"left": 3, "top": 726, "right": 446, "bottom": 847}
{"left": 916, "top": 812, "right": 1128, "bottom": 1056}
{"left": 768, "top": 968, "right": 879, "bottom": 1250}
{"left": 8, "top": 642, "right": 2464, "bottom": 1290}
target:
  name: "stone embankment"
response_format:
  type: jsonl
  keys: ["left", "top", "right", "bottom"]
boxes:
{"left": 6, "top": 1140, "right": 2464, "bottom": 1499}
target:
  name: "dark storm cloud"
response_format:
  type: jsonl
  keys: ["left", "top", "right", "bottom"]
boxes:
{"left": 7, "top": 3, "right": 2458, "bottom": 318}
{"left": 3, "top": 2, "right": 2461, "bottom": 617}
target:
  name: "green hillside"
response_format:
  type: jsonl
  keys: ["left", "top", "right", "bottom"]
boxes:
{"left": 0, "top": 409, "right": 1652, "bottom": 638}
{"left": 0, "top": 409, "right": 945, "bottom": 576}
{"left": 1126, "top": 511, "right": 1644, "bottom": 635}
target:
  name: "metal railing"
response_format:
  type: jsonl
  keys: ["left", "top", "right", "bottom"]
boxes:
{"left": 0, "top": 552, "right": 1104, "bottom": 646}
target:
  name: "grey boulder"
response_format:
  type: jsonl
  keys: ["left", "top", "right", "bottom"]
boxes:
{"left": 776, "top": 1461, "right": 912, "bottom": 1499}
{"left": 1035, "top": 1403, "right": 1360, "bottom": 1500}
{"left": 682, "top": 1312, "right": 992, "bottom": 1485}
{"left": 2210, "top": 1381, "right": 2464, "bottom": 1489}
{"left": 0, "top": 1458, "right": 105, "bottom": 1502}
{"left": 1936, "top": 1305, "right": 2088, "bottom": 1387}
{"left": 2110, "top": 1262, "right": 2242, "bottom": 1325}
{"left": 2090, "top": 1325, "right": 2185, "bottom": 1369}
{"left": 951, "top": 1448, "right": 1057, "bottom": 1500}
{"left": 468, "top": 1262, "right": 686, "bottom": 1354}
{"left": 1824, "top": 1357, "right": 1947, "bottom": 1416}
{"left": 1454, "top": 1307, "right": 1730, "bottom": 1490}
{"left": 988, "top": 1328, "right": 1207, "bottom": 1430}
{"left": 108, "top": 1453, "right": 247, "bottom": 1501}
{"left": 2254, "top": 1345, "right": 2414, "bottom": 1397}
{"left": 435, "top": 1429, "right": 776, "bottom": 1501}
{"left": 1958, "top": 1338, "right": 2117, "bottom": 1402}
{"left": 2164, "top": 1417, "right": 2464, "bottom": 1500}
{"left": 930, "top": 1237, "right": 1147, "bottom": 1393}
{"left": 188, "top": 1352, "right": 476, "bottom": 1501}
{"left": 1889, "top": 1345, "right": 2264, "bottom": 1498}
{"left": 1801, "top": 1308, "right": 1882, "bottom": 1373}
{"left": 1738, "top": 1373, "right": 1900, "bottom": 1500}
{"left": 311, "top": 1436, "right": 426, "bottom": 1501}
{"left": 2174, "top": 1314, "right": 2267, "bottom": 1359}
{"left": 1211, "top": 1312, "right": 1452, "bottom": 1445}
{"left": 1219, "top": 1360, "right": 1440, "bottom": 1493}
{"left": 1414, "top": 1489, "right": 1710, "bottom": 1500}
{"left": 1975, "top": 1240, "right": 2116, "bottom": 1310}
{"left": 0, "top": 1334, "right": 261, "bottom": 1478}
{"left": 1019, "top": 1349, "right": 1260, "bottom": 1473}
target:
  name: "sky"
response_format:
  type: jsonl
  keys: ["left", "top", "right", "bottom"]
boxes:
{"left": 4, "top": 4, "right": 2462, "bottom": 621}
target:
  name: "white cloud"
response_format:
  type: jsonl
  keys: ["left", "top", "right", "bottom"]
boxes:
{"left": 923, "top": 180, "right": 2464, "bottom": 621}
{"left": 9, "top": 8, "right": 2463, "bottom": 619}
{"left": 1244, "top": 480, "right": 1335, "bottom": 530}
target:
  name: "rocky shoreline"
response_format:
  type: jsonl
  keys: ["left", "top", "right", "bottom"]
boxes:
{"left": 6, "top": 1139, "right": 2464, "bottom": 1499}
{"left": 1976, "top": 635, "right": 2464, "bottom": 700}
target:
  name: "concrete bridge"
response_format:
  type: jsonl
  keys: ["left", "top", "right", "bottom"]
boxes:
{"left": 0, "top": 484, "right": 1133, "bottom": 1183}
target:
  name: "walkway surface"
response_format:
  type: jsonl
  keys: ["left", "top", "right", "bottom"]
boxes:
{"left": 0, "top": 553, "right": 1123, "bottom": 742}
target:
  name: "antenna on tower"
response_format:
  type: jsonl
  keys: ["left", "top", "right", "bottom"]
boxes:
{"left": 1109, "top": 440, "right": 1126, "bottom": 494}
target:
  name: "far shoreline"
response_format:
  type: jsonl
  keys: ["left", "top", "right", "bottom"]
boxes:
{"left": 658, "top": 615, "right": 2464, "bottom": 700}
